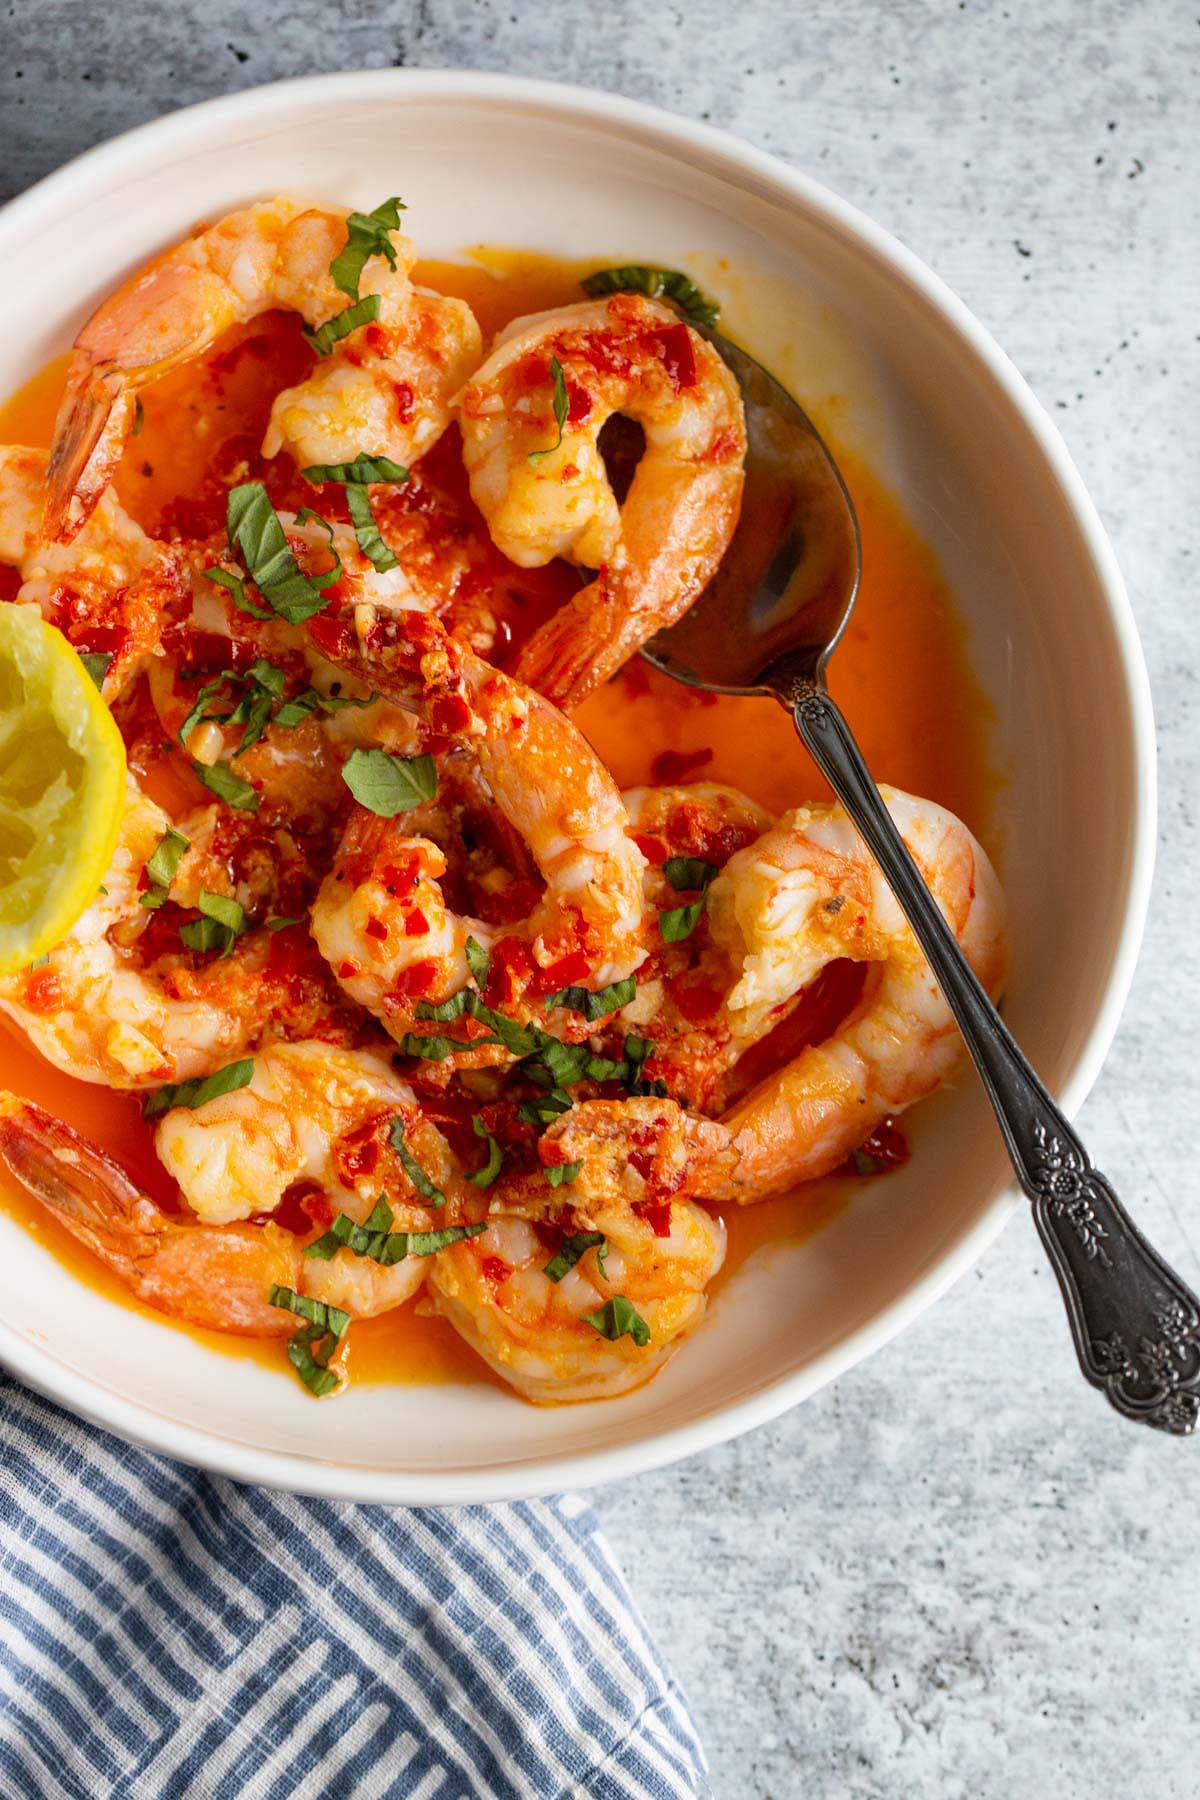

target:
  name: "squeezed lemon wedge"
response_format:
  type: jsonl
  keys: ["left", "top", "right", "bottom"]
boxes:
{"left": 0, "top": 607, "right": 126, "bottom": 977}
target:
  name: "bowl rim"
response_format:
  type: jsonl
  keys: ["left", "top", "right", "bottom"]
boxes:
{"left": 0, "top": 68, "right": 1157, "bottom": 1502}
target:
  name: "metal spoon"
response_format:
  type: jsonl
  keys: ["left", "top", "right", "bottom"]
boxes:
{"left": 643, "top": 328, "right": 1200, "bottom": 1435}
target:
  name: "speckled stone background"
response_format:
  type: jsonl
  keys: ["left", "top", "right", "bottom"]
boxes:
{"left": 3, "top": 3, "right": 1198, "bottom": 1795}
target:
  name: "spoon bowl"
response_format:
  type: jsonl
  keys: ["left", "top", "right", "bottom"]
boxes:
{"left": 645, "top": 328, "right": 860, "bottom": 694}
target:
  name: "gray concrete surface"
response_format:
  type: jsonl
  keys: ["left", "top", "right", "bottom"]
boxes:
{"left": 3, "top": 3, "right": 1198, "bottom": 1795}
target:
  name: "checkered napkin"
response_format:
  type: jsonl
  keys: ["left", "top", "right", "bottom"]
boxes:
{"left": 0, "top": 1374, "right": 708, "bottom": 1798}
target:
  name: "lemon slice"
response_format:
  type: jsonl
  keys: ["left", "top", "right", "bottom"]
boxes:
{"left": 0, "top": 607, "right": 126, "bottom": 976}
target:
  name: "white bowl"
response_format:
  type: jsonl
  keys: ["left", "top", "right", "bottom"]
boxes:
{"left": 0, "top": 72, "right": 1154, "bottom": 1501}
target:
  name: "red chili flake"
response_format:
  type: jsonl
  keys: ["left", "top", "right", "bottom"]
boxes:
{"left": 381, "top": 856, "right": 421, "bottom": 897}
{"left": 532, "top": 948, "right": 591, "bottom": 995}
{"left": 183, "top": 630, "right": 254, "bottom": 674}
{"left": 23, "top": 968, "right": 61, "bottom": 1013}
{"left": 844, "top": 1118, "right": 910, "bottom": 1178}
{"left": 267, "top": 1181, "right": 333, "bottom": 1235}
{"left": 628, "top": 1145, "right": 656, "bottom": 1180}
{"left": 403, "top": 907, "right": 430, "bottom": 937}
{"left": 706, "top": 426, "right": 741, "bottom": 464}
{"left": 388, "top": 959, "right": 440, "bottom": 999}
{"left": 651, "top": 322, "right": 697, "bottom": 390}
{"left": 307, "top": 615, "right": 355, "bottom": 661}
{"left": 540, "top": 1139, "right": 572, "bottom": 1168}
{"left": 668, "top": 974, "right": 725, "bottom": 1025}
{"left": 393, "top": 381, "right": 414, "bottom": 423}
{"left": 649, "top": 746, "right": 713, "bottom": 784}
{"left": 267, "top": 922, "right": 316, "bottom": 980}
{"left": 481, "top": 1256, "right": 511, "bottom": 1287}
{"left": 564, "top": 376, "right": 592, "bottom": 425}
{"left": 429, "top": 693, "right": 473, "bottom": 736}
{"left": 633, "top": 832, "right": 671, "bottom": 867}
{"left": 641, "top": 1201, "right": 673, "bottom": 1238}
{"left": 364, "top": 916, "right": 389, "bottom": 942}
{"left": 339, "top": 1122, "right": 381, "bottom": 1183}
{"left": 484, "top": 937, "right": 535, "bottom": 1005}
{"left": 69, "top": 623, "right": 128, "bottom": 658}
{"left": 337, "top": 960, "right": 361, "bottom": 979}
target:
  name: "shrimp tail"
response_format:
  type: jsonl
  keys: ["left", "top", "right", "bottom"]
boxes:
{"left": 0, "top": 1091, "right": 296, "bottom": 1334}
{"left": 43, "top": 374, "right": 134, "bottom": 543}
{"left": 511, "top": 587, "right": 609, "bottom": 712}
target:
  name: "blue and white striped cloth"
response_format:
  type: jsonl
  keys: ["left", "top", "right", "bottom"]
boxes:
{"left": 0, "top": 1374, "right": 709, "bottom": 1798}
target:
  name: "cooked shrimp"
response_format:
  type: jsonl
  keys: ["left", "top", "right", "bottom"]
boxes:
{"left": 0, "top": 775, "right": 357, "bottom": 1088}
{"left": 0, "top": 444, "right": 183, "bottom": 694}
{"left": 310, "top": 609, "right": 647, "bottom": 1045}
{"left": 698, "top": 787, "right": 1006, "bottom": 1198}
{"left": 46, "top": 198, "right": 481, "bottom": 539}
{"left": 428, "top": 1098, "right": 729, "bottom": 1402}
{"left": 0, "top": 1076, "right": 462, "bottom": 1332}
{"left": 456, "top": 294, "right": 745, "bottom": 709}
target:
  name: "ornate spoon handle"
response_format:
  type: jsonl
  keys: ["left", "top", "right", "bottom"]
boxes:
{"left": 784, "top": 677, "right": 1200, "bottom": 1435}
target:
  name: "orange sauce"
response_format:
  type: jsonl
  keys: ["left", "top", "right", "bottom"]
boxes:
{"left": 0, "top": 250, "right": 994, "bottom": 1388}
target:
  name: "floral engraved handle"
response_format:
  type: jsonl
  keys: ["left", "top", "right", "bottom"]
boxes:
{"left": 784, "top": 675, "right": 1200, "bottom": 1435}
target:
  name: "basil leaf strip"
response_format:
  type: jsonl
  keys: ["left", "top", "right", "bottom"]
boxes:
{"left": 140, "top": 827, "right": 189, "bottom": 910}
{"left": 544, "top": 975, "right": 636, "bottom": 1022}
{"left": 178, "top": 673, "right": 233, "bottom": 747}
{"left": 179, "top": 889, "right": 248, "bottom": 957}
{"left": 342, "top": 748, "right": 437, "bottom": 817}
{"left": 580, "top": 265, "right": 720, "bottom": 328}
{"left": 658, "top": 856, "right": 718, "bottom": 944}
{"left": 201, "top": 565, "right": 272, "bottom": 620}
{"left": 304, "top": 1198, "right": 486, "bottom": 1266}
{"left": 192, "top": 759, "right": 260, "bottom": 813}
{"left": 302, "top": 455, "right": 410, "bottom": 486}
{"left": 544, "top": 1159, "right": 583, "bottom": 1187}
{"left": 583, "top": 1294, "right": 652, "bottom": 1347}
{"left": 225, "top": 482, "right": 338, "bottom": 625}
{"left": 330, "top": 198, "right": 406, "bottom": 299}
{"left": 543, "top": 1231, "right": 606, "bottom": 1283}
{"left": 79, "top": 650, "right": 112, "bottom": 690}
{"left": 143, "top": 1057, "right": 254, "bottom": 1119}
{"left": 269, "top": 1285, "right": 350, "bottom": 1397}
{"left": 465, "top": 935, "right": 490, "bottom": 986}
{"left": 388, "top": 1118, "right": 446, "bottom": 1208}
{"left": 528, "top": 356, "right": 568, "bottom": 465}
{"left": 304, "top": 292, "right": 381, "bottom": 357}
{"left": 345, "top": 483, "right": 398, "bottom": 573}
{"left": 269, "top": 1285, "right": 350, "bottom": 1339}
{"left": 466, "top": 1115, "right": 504, "bottom": 1189}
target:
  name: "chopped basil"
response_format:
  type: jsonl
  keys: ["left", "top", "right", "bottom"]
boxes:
{"left": 140, "top": 827, "right": 189, "bottom": 910}
{"left": 306, "top": 1196, "right": 487, "bottom": 1266}
{"left": 344, "top": 483, "right": 396, "bottom": 573}
{"left": 265, "top": 915, "right": 304, "bottom": 932}
{"left": 580, "top": 264, "right": 720, "bottom": 328}
{"left": 517, "top": 1089, "right": 573, "bottom": 1128}
{"left": 225, "top": 483, "right": 338, "bottom": 625}
{"left": 658, "top": 857, "right": 718, "bottom": 944}
{"left": 583, "top": 1294, "right": 652, "bottom": 1347}
{"left": 202, "top": 565, "right": 272, "bottom": 621}
{"left": 192, "top": 758, "right": 260, "bottom": 813}
{"left": 79, "top": 650, "right": 112, "bottom": 690}
{"left": 466, "top": 1115, "right": 504, "bottom": 1189}
{"left": 663, "top": 856, "right": 718, "bottom": 891}
{"left": 414, "top": 987, "right": 473, "bottom": 1024}
{"left": 543, "top": 1231, "right": 607, "bottom": 1283}
{"left": 465, "top": 935, "right": 490, "bottom": 986}
{"left": 397, "top": 1032, "right": 461, "bottom": 1062}
{"left": 544, "top": 1159, "right": 583, "bottom": 1188}
{"left": 528, "top": 355, "right": 568, "bottom": 465}
{"left": 178, "top": 673, "right": 234, "bottom": 747}
{"left": 179, "top": 888, "right": 248, "bottom": 956}
{"left": 302, "top": 455, "right": 410, "bottom": 487}
{"left": 544, "top": 975, "right": 636, "bottom": 1022}
{"left": 622, "top": 1033, "right": 669, "bottom": 1098}
{"left": 143, "top": 1057, "right": 254, "bottom": 1118}
{"left": 342, "top": 747, "right": 437, "bottom": 816}
{"left": 304, "top": 292, "right": 381, "bottom": 356}
{"left": 269, "top": 1285, "right": 350, "bottom": 1338}
{"left": 388, "top": 1117, "right": 446, "bottom": 1208}
{"left": 269, "top": 1285, "right": 350, "bottom": 1398}
{"left": 330, "top": 198, "right": 406, "bottom": 299}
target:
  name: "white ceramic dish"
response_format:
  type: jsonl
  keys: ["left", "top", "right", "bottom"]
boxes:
{"left": 0, "top": 72, "right": 1154, "bottom": 1501}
